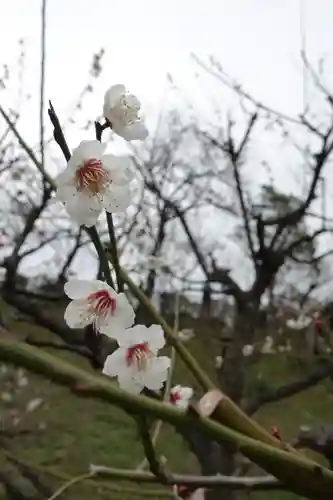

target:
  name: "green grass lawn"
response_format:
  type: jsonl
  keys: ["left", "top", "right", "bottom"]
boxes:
{"left": 1, "top": 300, "right": 332, "bottom": 500}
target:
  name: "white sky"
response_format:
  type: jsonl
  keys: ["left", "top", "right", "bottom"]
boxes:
{"left": 1, "top": 0, "right": 333, "bottom": 139}
{"left": 1, "top": 0, "right": 333, "bottom": 296}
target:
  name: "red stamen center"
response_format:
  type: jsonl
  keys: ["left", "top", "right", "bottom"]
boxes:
{"left": 76, "top": 158, "right": 108, "bottom": 194}
{"left": 176, "top": 485, "right": 192, "bottom": 499}
{"left": 87, "top": 289, "right": 116, "bottom": 317}
{"left": 126, "top": 342, "right": 150, "bottom": 371}
{"left": 170, "top": 391, "right": 181, "bottom": 404}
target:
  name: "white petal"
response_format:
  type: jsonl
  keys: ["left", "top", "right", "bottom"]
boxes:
{"left": 56, "top": 184, "right": 77, "bottom": 203}
{"left": 142, "top": 356, "right": 170, "bottom": 391}
{"left": 102, "top": 185, "right": 131, "bottom": 213}
{"left": 64, "top": 279, "right": 99, "bottom": 299}
{"left": 74, "top": 140, "right": 106, "bottom": 164}
{"left": 93, "top": 280, "right": 114, "bottom": 292}
{"left": 113, "top": 121, "right": 148, "bottom": 141}
{"left": 125, "top": 94, "right": 141, "bottom": 109}
{"left": 180, "top": 387, "right": 193, "bottom": 400}
{"left": 64, "top": 300, "right": 93, "bottom": 328}
{"left": 175, "top": 398, "right": 189, "bottom": 409}
{"left": 116, "top": 293, "right": 136, "bottom": 324}
{"left": 98, "top": 316, "right": 131, "bottom": 340}
{"left": 143, "top": 325, "right": 165, "bottom": 353}
{"left": 117, "top": 324, "right": 150, "bottom": 348}
{"left": 64, "top": 192, "right": 102, "bottom": 226}
{"left": 65, "top": 204, "right": 101, "bottom": 227}
{"left": 104, "top": 84, "right": 126, "bottom": 110}
{"left": 80, "top": 211, "right": 101, "bottom": 227}
{"left": 102, "top": 155, "right": 135, "bottom": 185}
{"left": 55, "top": 166, "right": 75, "bottom": 187}
{"left": 103, "top": 349, "right": 126, "bottom": 377}
{"left": 117, "top": 372, "right": 143, "bottom": 394}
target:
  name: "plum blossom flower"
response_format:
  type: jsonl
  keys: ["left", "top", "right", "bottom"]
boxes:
{"left": 173, "top": 485, "right": 204, "bottom": 500}
{"left": 242, "top": 344, "right": 254, "bottom": 356}
{"left": 26, "top": 397, "right": 43, "bottom": 413}
{"left": 178, "top": 328, "right": 194, "bottom": 342}
{"left": 169, "top": 385, "right": 193, "bottom": 409}
{"left": 103, "top": 84, "right": 148, "bottom": 141}
{"left": 261, "top": 336, "right": 275, "bottom": 354}
{"left": 286, "top": 315, "right": 311, "bottom": 330}
{"left": 215, "top": 355, "right": 224, "bottom": 368}
{"left": 64, "top": 279, "right": 135, "bottom": 338}
{"left": 55, "top": 140, "right": 134, "bottom": 227}
{"left": 103, "top": 325, "right": 171, "bottom": 393}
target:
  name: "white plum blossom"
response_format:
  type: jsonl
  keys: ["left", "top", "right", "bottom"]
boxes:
{"left": 261, "top": 336, "right": 276, "bottom": 354}
{"left": 55, "top": 140, "right": 134, "bottom": 227}
{"left": 0, "top": 364, "right": 8, "bottom": 375}
{"left": 1, "top": 392, "right": 13, "bottom": 403}
{"left": 103, "top": 84, "right": 148, "bottom": 141}
{"left": 173, "top": 485, "right": 205, "bottom": 500}
{"left": 178, "top": 328, "right": 194, "bottom": 343}
{"left": 286, "top": 315, "right": 311, "bottom": 330}
{"left": 26, "top": 397, "right": 43, "bottom": 413}
{"left": 103, "top": 324, "right": 171, "bottom": 394}
{"left": 169, "top": 385, "right": 193, "bottom": 409}
{"left": 242, "top": 344, "right": 254, "bottom": 357}
{"left": 64, "top": 279, "right": 135, "bottom": 338}
{"left": 215, "top": 355, "right": 224, "bottom": 368}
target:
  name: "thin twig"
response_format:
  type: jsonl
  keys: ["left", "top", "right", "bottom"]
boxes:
{"left": 39, "top": 0, "right": 47, "bottom": 176}
{"left": 106, "top": 212, "right": 123, "bottom": 292}
{"left": 47, "top": 472, "right": 93, "bottom": 500}
{"left": 136, "top": 415, "right": 169, "bottom": 483}
{"left": 86, "top": 226, "right": 114, "bottom": 288}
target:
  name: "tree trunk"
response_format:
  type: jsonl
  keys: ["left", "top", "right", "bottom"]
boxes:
{"left": 206, "top": 299, "right": 260, "bottom": 500}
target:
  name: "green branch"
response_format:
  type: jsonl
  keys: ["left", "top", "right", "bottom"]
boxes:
{"left": 104, "top": 254, "right": 285, "bottom": 443}
{"left": 0, "top": 337, "right": 333, "bottom": 499}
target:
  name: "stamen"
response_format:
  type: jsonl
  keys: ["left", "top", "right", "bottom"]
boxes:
{"left": 87, "top": 289, "right": 116, "bottom": 317}
{"left": 170, "top": 391, "right": 181, "bottom": 404}
{"left": 76, "top": 159, "right": 109, "bottom": 194}
{"left": 114, "top": 95, "right": 140, "bottom": 126}
{"left": 126, "top": 342, "right": 151, "bottom": 371}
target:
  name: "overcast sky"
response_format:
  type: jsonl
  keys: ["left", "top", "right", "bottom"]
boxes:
{"left": 1, "top": 0, "right": 333, "bottom": 296}
{"left": 1, "top": 0, "right": 333, "bottom": 139}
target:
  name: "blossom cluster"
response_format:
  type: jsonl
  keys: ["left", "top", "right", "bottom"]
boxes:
{"left": 55, "top": 84, "right": 147, "bottom": 228}
{"left": 58, "top": 85, "right": 192, "bottom": 409}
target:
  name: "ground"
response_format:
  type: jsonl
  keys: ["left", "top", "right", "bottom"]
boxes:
{"left": 0, "top": 299, "right": 332, "bottom": 500}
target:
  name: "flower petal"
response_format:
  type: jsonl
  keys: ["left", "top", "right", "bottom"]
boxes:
{"left": 64, "top": 300, "right": 93, "bottom": 328}
{"left": 116, "top": 324, "right": 149, "bottom": 348}
{"left": 64, "top": 279, "right": 98, "bottom": 299}
{"left": 55, "top": 166, "right": 75, "bottom": 187}
{"left": 56, "top": 184, "right": 77, "bottom": 203}
{"left": 180, "top": 387, "right": 193, "bottom": 400}
{"left": 117, "top": 372, "right": 143, "bottom": 394}
{"left": 103, "top": 348, "right": 126, "bottom": 377}
{"left": 102, "top": 155, "right": 135, "bottom": 186}
{"left": 102, "top": 185, "right": 131, "bottom": 213}
{"left": 143, "top": 325, "right": 165, "bottom": 353}
{"left": 64, "top": 192, "right": 102, "bottom": 226}
{"left": 74, "top": 140, "right": 106, "bottom": 164}
{"left": 98, "top": 316, "right": 132, "bottom": 340}
{"left": 141, "top": 356, "right": 170, "bottom": 391}
{"left": 104, "top": 84, "right": 126, "bottom": 110}
{"left": 113, "top": 121, "right": 148, "bottom": 141}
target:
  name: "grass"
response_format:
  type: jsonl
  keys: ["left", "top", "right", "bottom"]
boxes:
{"left": 0, "top": 299, "right": 333, "bottom": 500}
